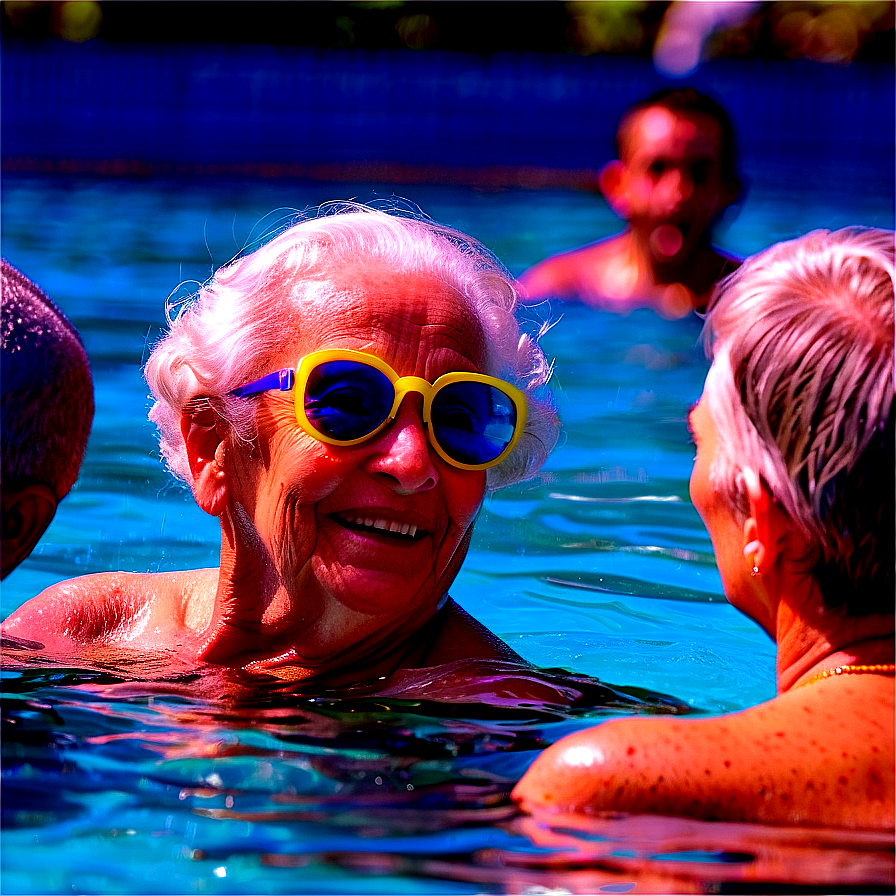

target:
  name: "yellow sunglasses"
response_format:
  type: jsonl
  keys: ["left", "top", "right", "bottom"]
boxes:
{"left": 230, "top": 349, "right": 527, "bottom": 471}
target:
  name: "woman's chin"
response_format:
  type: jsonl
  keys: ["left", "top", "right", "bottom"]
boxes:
{"left": 310, "top": 522, "right": 438, "bottom": 614}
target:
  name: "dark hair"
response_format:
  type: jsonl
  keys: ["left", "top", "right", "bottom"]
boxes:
{"left": 617, "top": 87, "right": 740, "bottom": 188}
{"left": 1, "top": 259, "right": 94, "bottom": 498}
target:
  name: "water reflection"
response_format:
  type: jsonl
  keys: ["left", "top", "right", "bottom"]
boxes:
{"left": 3, "top": 658, "right": 891, "bottom": 893}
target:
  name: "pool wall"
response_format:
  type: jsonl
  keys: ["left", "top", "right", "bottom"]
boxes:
{"left": 3, "top": 37, "right": 893, "bottom": 199}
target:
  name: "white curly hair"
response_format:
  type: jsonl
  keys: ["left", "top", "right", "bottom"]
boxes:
{"left": 145, "top": 204, "right": 559, "bottom": 492}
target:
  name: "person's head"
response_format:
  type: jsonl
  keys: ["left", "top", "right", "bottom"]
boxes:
{"left": 691, "top": 227, "right": 894, "bottom": 618}
{"left": 145, "top": 205, "right": 559, "bottom": 632}
{"left": 1, "top": 260, "right": 94, "bottom": 578}
{"left": 600, "top": 87, "right": 741, "bottom": 267}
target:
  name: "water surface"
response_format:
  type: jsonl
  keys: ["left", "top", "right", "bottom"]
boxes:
{"left": 2, "top": 174, "right": 892, "bottom": 893}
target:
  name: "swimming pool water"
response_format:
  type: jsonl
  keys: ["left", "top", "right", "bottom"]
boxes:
{"left": 2, "top": 174, "right": 893, "bottom": 893}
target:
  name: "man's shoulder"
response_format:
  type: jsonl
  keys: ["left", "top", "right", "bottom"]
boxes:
{"left": 518, "top": 235, "right": 624, "bottom": 301}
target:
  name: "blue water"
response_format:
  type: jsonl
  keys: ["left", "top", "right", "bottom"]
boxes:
{"left": 2, "top": 174, "right": 893, "bottom": 893}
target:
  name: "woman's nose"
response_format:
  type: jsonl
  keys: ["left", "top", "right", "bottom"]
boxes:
{"left": 364, "top": 399, "right": 439, "bottom": 494}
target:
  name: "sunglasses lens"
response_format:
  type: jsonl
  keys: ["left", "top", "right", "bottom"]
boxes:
{"left": 304, "top": 360, "right": 394, "bottom": 441}
{"left": 431, "top": 382, "right": 519, "bottom": 466}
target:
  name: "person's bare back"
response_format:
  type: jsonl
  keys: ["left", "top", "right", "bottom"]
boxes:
{"left": 514, "top": 674, "right": 894, "bottom": 829}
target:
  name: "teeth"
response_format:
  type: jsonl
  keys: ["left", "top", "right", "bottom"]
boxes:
{"left": 339, "top": 514, "right": 419, "bottom": 538}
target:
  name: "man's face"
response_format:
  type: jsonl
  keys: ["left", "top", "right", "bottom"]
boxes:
{"left": 620, "top": 107, "right": 737, "bottom": 265}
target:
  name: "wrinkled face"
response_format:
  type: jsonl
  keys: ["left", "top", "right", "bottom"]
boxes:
{"left": 226, "top": 259, "right": 489, "bottom": 627}
{"left": 621, "top": 107, "right": 735, "bottom": 265}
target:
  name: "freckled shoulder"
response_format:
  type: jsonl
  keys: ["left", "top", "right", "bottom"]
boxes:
{"left": 1, "top": 568, "right": 218, "bottom": 651}
{"left": 514, "top": 678, "right": 894, "bottom": 829}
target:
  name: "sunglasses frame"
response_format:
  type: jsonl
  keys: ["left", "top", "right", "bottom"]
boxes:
{"left": 230, "top": 349, "right": 527, "bottom": 471}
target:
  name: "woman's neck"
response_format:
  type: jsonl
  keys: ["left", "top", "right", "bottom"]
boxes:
{"left": 185, "top": 519, "right": 448, "bottom": 680}
{"left": 774, "top": 582, "right": 895, "bottom": 691}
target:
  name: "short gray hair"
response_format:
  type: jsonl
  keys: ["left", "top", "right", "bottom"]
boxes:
{"left": 145, "top": 204, "right": 559, "bottom": 492}
{"left": 701, "top": 226, "right": 894, "bottom": 614}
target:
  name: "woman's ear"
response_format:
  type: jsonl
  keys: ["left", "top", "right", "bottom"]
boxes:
{"left": 181, "top": 406, "right": 229, "bottom": 517}
{"left": 741, "top": 468, "right": 789, "bottom": 575}
{"left": 1, "top": 483, "right": 58, "bottom": 579}
{"left": 598, "top": 159, "right": 632, "bottom": 219}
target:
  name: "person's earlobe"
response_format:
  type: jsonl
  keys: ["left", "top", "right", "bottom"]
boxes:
{"left": 1, "top": 483, "right": 58, "bottom": 578}
{"left": 598, "top": 160, "right": 631, "bottom": 219}
{"left": 181, "top": 406, "right": 229, "bottom": 517}
{"left": 741, "top": 468, "right": 789, "bottom": 575}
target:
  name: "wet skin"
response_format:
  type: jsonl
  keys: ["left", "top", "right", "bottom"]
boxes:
{"left": 512, "top": 674, "right": 894, "bottom": 829}
{"left": 2, "top": 261, "right": 525, "bottom": 683}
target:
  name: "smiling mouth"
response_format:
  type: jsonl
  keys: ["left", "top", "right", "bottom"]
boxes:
{"left": 332, "top": 513, "right": 426, "bottom": 541}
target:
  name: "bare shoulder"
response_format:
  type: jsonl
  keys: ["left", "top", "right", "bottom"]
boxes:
{"left": 2, "top": 568, "right": 218, "bottom": 652}
{"left": 514, "top": 679, "right": 894, "bottom": 829}
{"left": 422, "top": 599, "right": 526, "bottom": 665}
{"left": 517, "top": 254, "right": 573, "bottom": 300}
{"left": 519, "top": 239, "right": 618, "bottom": 302}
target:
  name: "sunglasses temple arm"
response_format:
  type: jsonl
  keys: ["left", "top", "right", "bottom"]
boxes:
{"left": 229, "top": 368, "right": 295, "bottom": 398}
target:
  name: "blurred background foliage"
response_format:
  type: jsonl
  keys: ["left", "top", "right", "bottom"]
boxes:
{"left": 2, "top": 0, "right": 893, "bottom": 69}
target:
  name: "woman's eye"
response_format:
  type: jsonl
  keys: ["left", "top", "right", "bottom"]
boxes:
{"left": 307, "top": 387, "right": 369, "bottom": 422}
{"left": 438, "top": 406, "right": 478, "bottom": 432}
{"left": 325, "top": 388, "right": 366, "bottom": 413}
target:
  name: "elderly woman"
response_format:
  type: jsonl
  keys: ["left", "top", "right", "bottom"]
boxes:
{"left": 515, "top": 227, "right": 894, "bottom": 829}
{"left": 2, "top": 207, "right": 559, "bottom": 686}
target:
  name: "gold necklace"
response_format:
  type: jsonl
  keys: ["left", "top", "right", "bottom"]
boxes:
{"left": 799, "top": 663, "right": 896, "bottom": 688}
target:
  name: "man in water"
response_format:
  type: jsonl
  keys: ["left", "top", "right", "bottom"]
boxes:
{"left": 1, "top": 259, "right": 94, "bottom": 578}
{"left": 519, "top": 88, "right": 742, "bottom": 318}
